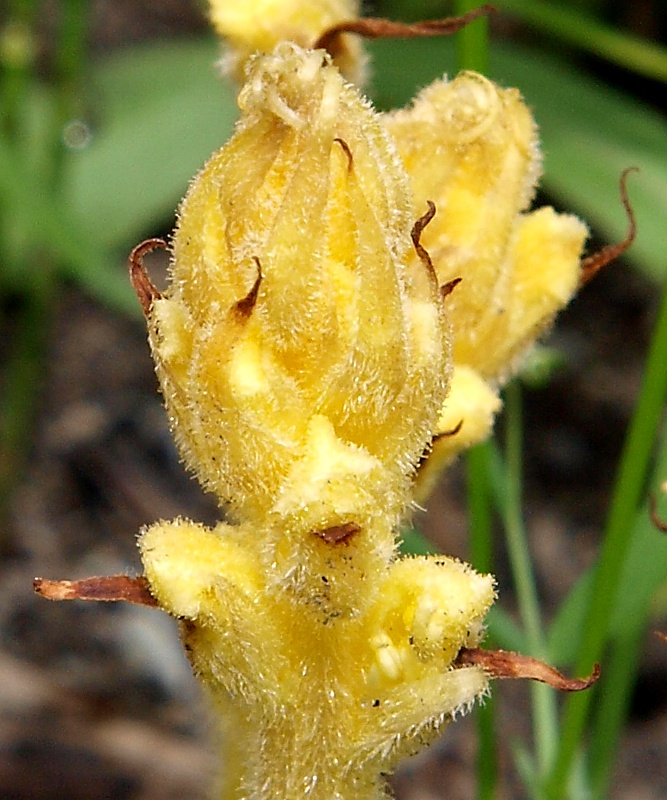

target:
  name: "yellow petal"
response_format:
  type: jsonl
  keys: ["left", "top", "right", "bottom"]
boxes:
{"left": 209, "top": 0, "right": 366, "bottom": 84}
{"left": 149, "top": 44, "right": 449, "bottom": 522}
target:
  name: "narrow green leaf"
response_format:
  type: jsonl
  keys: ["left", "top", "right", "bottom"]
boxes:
{"left": 498, "top": 0, "right": 667, "bottom": 83}
{"left": 548, "top": 475, "right": 667, "bottom": 666}
{"left": 546, "top": 275, "right": 667, "bottom": 795}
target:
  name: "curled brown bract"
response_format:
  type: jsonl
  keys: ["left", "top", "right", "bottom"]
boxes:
{"left": 333, "top": 137, "right": 354, "bottom": 172}
{"left": 649, "top": 492, "right": 667, "bottom": 533}
{"left": 233, "top": 257, "right": 263, "bottom": 321}
{"left": 441, "top": 277, "right": 463, "bottom": 300}
{"left": 579, "top": 168, "right": 637, "bottom": 287}
{"left": 457, "top": 647, "right": 600, "bottom": 692}
{"left": 34, "top": 575, "right": 159, "bottom": 607}
{"left": 314, "top": 522, "right": 361, "bottom": 545}
{"left": 129, "top": 238, "right": 166, "bottom": 316}
{"left": 433, "top": 419, "right": 464, "bottom": 441}
{"left": 315, "top": 6, "right": 496, "bottom": 54}
{"left": 411, "top": 201, "right": 438, "bottom": 286}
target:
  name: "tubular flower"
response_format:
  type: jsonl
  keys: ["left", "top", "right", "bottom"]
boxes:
{"left": 134, "top": 44, "right": 494, "bottom": 800}
{"left": 209, "top": 0, "right": 365, "bottom": 85}
{"left": 384, "top": 72, "right": 588, "bottom": 484}
{"left": 151, "top": 42, "right": 448, "bottom": 530}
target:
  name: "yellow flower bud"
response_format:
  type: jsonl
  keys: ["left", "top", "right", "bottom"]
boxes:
{"left": 37, "top": 34, "right": 603, "bottom": 800}
{"left": 148, "top": 43, "right": 449, "bottom": 527}
{"left": 385, "top": 71, "right": 588, "bottom": 383}
{"left": 129, "top": 45, "right": 501, "bottom": 800}
{"left": 383, "top": 71, "right": 588, "bottom": 478}
{"left": 209, "top": 0, "right": 366, "bottom": 85}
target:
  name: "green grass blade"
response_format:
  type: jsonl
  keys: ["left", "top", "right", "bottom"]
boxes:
{"left": 547, "top": 277, "right": 667, "bottom": 797}
{"left": 588, "top": 624, "right": 645, "bottom": 799}
{"left": 466, "top": 440, "right": 498, "bottom": 799}
{"left": 454, "top": 0, "right": 489, "bottom": 73}
{"left": 547, "top": 492, "right": 667, "bottom": 667}
{"left": 548, "top": 426, "right": 667, "bottom": 795}
{"left": 499, "top": 0, "right": 667, "bottom": 83}
{"left": 501, "top": 382, "right": 558, "bottom": 776}
{"left": 467, "top": 442, "right": 494, "bottom": 573}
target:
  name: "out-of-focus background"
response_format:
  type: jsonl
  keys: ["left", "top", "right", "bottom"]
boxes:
{"left": 1, "top": 1, "right": 665, "bottom": 798}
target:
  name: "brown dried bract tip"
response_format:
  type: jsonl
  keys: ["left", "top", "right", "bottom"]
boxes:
{"left": 655, "top": 631, "right": 667, "bottom": 643}
{"left": 649, "top": 493, "right": 667, "bottom": 533}
{"left": 34, "top": 575, "right": 159, "bottom": 607}
{"left": 579, "top": 167, "right": 638, "bottom": 287}
{"left": 315, "top": 6, "right": 495, "bottom": 54}
{"left": 129, "top": 238, "right": 166, "bottom": 316}
{"left": 411, "top": 201, "right": 438, "bottom": 285}
{"left": 234, "top": 257, "right": 263, "bottom": 320}
{"left": 441, "top": 277, "right": 463, "bottom": 300}
{"left": 333, "top": 137, "right": 353, "bottom": 172}
{"left": 457, "top": 647, "right": 600, "bottom": 692}
{"left": 433, "top": 419, "right": 464, "bottom": 442}
{"left": 314, "top": 522, "right": 361, "bottom": 545}
{"left": 417, "top": 420, "right": 464, "bottom": 470}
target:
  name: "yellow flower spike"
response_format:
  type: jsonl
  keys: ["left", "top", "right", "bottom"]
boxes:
{"left": 125, "top": 44, "right": 499, "bottom": 800}
{"left": 384, "top": 71, "right": 589, "bottom": 383}
{"left": 209, "top": 0, "right": 366, "bottom": 85}
{"left": 33, "top": 27, "right": 603, "bottom": 800}
{"left": 150, "top": 43, "right": 448, "bottom": 528}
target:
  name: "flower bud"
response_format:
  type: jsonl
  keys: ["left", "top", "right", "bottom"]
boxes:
{"left": 209, "top": 0, "right": 366, "bottom": 85}
{"left": 148, "top": 43, "right": 449, "bottom": 525}
{"left": 384, "top": 71, "right": 588, "bottom": 383}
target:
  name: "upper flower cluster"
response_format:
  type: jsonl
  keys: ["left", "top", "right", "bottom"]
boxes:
{"left": 122, "top": 7, "right": 593, "bottom": 799}
{"left": 150, "top": 43, "right": 449, "bottom": 533}
{"left": 153, "top": 5, "right": 590, "bottom": 506}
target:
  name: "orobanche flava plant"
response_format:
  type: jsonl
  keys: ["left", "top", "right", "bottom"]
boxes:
{"left": 36, "top": 7, "right": 618, "bottom": 800}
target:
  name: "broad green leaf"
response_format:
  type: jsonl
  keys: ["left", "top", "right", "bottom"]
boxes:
{"left": 63, "top": 38, "right": 238, "bottom": 250}
{"left": 0, "top": 122, "right": 137, "bottom": 315}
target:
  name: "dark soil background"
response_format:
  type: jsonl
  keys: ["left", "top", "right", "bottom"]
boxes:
{"left": 1, "top": 2, "right": 665, "bottom": 799}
